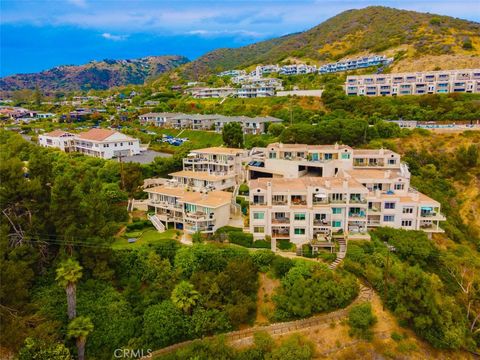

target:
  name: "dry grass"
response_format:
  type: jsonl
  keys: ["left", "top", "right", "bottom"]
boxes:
{"left": 255, "top": 273, "right": 280, "bottom": 326}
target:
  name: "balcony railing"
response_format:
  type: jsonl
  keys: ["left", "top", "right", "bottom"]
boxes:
{"left": 272, "top": 200, "right": 288, "bottom": 205}
{"left": 250, "top": 201, "right": 267, "bottom": 206}
{"left": 291, "top": 198, "right": 307, "bottom": 206}
{"left": 349, "top": 198, "right": 367, "bottom": 204}
{"left": 272, "top": 218, "right": 290, "bottom": 224}
{"left": 313, "top": 219, "right": 330, "bottom": 226}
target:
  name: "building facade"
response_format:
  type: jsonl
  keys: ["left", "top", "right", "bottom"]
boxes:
{"left": 247, "top": 143, "right": 445, "bottom": 245}
{"left": 345, "top": 69, "right": 480, "bottom": 96}
{"left": 319, "top": 55, "right": 392, "bottom": 74}
{"left": 39, "top": 128, "right": 141, "bottom": 159}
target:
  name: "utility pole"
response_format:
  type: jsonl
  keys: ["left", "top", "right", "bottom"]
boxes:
{"left": 118, "top": 154, "right": 126, "bottom": 191}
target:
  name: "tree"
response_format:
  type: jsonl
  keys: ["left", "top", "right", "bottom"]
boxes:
{"left": 348, "top": 302, "right": 377, "bottom": 340}
{"left": 18, "top": 337, "right": 72, "bottom": 360}
{"left": 142, "top": 301, "right": 187, "bottom": 348}
{"left": 56, "top": 258, "right": 83, "bottom": 320}
{"left": 67, "top": 316, "right": 94, "bottom": 360}
{"left": 171, "top": 280, "right": 200, "bottom": 314}
{"left": 222, "top": 122, "right": 243, "bottom": 148}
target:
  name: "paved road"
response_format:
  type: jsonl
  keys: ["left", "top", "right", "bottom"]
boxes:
{"left": 122, "top": 150, "right": 172, "bottom": 164}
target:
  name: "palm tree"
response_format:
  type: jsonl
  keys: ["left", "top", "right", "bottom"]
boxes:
{"left": 67, "top": 316, "right": 94, "bottom": 360}
{"left": 171, "top": 280, "right": 200, "bottom": 314}
{"left": 56, "top": 258, "right": 83, "bottom": 320}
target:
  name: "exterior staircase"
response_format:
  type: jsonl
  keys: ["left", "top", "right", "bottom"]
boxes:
{"left": 328, "top": 237, "right": 347, "bottom": 269}
{"left": 232, "top": 184, "right": 242, "bottom": 214}
{"left": 148, "top": 214, "right": 165, "bottom": 233}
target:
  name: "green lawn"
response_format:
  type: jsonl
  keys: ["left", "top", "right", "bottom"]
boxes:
{"left": 111, "top": 229, "right": 179, "bottom": 249}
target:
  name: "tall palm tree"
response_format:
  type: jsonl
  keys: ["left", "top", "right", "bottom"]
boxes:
{"left": 56, "top": 258, "right": 83, "bottom": 320}
{"left": 67, "top": 316, "right": 94, "bottom": 360}
{"left": 171, "top": 280, "right": 200, "bottom": 314}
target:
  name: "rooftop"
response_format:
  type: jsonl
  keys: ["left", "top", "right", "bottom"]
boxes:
{"left": 169, "top": 170, "right": 235, "bottom": 181}
{"left": 76, "top": 128, "right": 132, "bottom": 142}
{"left": 43, "top": 130, "right": 74, "bottom": 137}
{"left": 146, "top": 185, "right": 232, "bottom": 208}
{"left": 250, "top": 176, "right": 366, "bottom": 192}
{"left": 191, "top": 147, "right": 247, "bottom": 155}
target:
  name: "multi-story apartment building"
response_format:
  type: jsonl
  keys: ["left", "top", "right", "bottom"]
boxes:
{"left": 247, "top": 143, "right": 445, "bottom": 245}
{"left": 237, "top": 85, "right": 276, "bottom": 98}
{"left": 145, "top": 185, "right": 232, "bottom": 234}
{"left": 218, "top": 69, "right": 246, "bottom": 77}
{"left": 38, "top": 130, "right": 76, "bottom": 152}
{"left": 138, "top": 112, "right": 283, "bottom": 135}
{"left": 279, "top": 64, "right": 317, "bottom": 75}
{"left": 345, "top": 69, "right": 480, "bottom": 96}
{"left": 319, "top": 55, "right": 392, "bottom": 74}
{"left": 191, "top": 87, "right": 236, "bottom": 99}
{"left": 39, "top": 128, "right": 141, "bottom": 159}
{"left": 183, "top": 147, "right": 248, "bottom": 184}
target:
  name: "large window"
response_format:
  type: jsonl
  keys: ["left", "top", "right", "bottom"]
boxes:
{"left": 253, "top": 226, "right": 264, "bottom": 233}
{"left": 294, "top": 213, "right": 306, "bottom": 221}
{"left": 402, "top": 207, "right": 414, "bottom": 214}
{"left": 384, "top": 202, "right": 396, "bottom": 209}
{"left": 253, "top": 212, "right": 265, "bottom": 220}
{"left": 384, "top": 215, "right": 395, "bottom": 222}
{"left": 332, "top": 221, "right": 342, "bottom": 227}
{"left": 294, "top": 228, "right": 305, "bottom": 235}
{"left": 401, "top": 220, "right": 412, "bottom": 227}
{"left": 332, "top": 208, "right": 342, "bottom": 214}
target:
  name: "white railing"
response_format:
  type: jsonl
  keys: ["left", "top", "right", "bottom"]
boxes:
{"left": 148, "top": 214, "right": 166, "bottom": 233}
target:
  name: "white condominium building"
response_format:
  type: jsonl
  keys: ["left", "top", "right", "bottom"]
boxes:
{"left": 191, "top": 87, "right": 236, "bottom": 99}
{"left": 145, "top": 186, "right": 232, "bottom": 234}
{"left": 39, "top": 128, "right": 141, "bottom": 159}
{"left": 248, "top": 143, "right": 445, "bottom": 244}
{"left": 319, "top": 55, "right": 392, "bottom": 74}
{"left": 345, "top": 69, "right": 480, "bottom": 96}
{"left": 183, "top": 147, "right": 248, "bottom": 185}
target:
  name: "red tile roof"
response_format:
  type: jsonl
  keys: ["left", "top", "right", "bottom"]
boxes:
{"left": 76, "top": 128, "right": 117, "bottom": 141}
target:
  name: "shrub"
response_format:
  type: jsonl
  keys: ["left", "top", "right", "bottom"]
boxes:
{"left": 228, "top": 231, "right": 254, "bottom": 247}
{"left": 277, "top": 239, "right": 294, "bottom": 251}
{"left": 238, "top": 183, "right": 249, "bottom": 195}
{"left": 271, "top": 256, "right": 294, "bottom": 278}
{"left": 348, "top": 302, "right": 377, "bottom": 340}
{"left": 251, "top": 250, "right": 275, "bottom": 272}
{"left": 252, "top": 240, "right": 271, "bottom": 249}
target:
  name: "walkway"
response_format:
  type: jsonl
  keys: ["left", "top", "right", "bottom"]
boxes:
{"left": 145, "top": 285, "right": 373, "bottom": 358}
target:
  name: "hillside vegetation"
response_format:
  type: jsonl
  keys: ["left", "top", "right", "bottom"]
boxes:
{"left": 0, "top": 55, "right": 189, "bottom": 92}
{"left": 180, "top": 6, "right": 480, "bottom": 79}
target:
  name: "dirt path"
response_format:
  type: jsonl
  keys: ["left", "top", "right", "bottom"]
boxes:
{"left": 255, "top": 273, "right": 280, "bottom": 326}
{"left": 146, "top": 284, "right": 373, "bottom": 359}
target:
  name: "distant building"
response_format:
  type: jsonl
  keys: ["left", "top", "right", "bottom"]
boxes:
{"left": 279, "top": 64, "right": 317, "bottom": 75}
{"left": 276, "top": 89, "right": 323, "bottom": 97}
{"left": 39, "top": 128, "right": 141, "bottom": 159}
{"left": 319, "top": 55, "right": 393, "bottom": 74}
{"left": 36, "top": 112, "right": 55, "bottom": 119}
{"left": 144, "top": 100, "right": 160, "bottom": 106}
{"left": 218, "top": 69, "right": 246, "bottom": 77}
{"left": 345, "top": 69, "right": 480, "bottom": 96}
{"left": 191, "top": 87, "right": 236, "bottom": 99}
{"left": 237, "top": 85, "right": 276, "bottom": 98}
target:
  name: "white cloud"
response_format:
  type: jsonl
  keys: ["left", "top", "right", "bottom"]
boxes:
{"left": 186, "top": 29, "right": 264, "bottom": 38}
{"left": 101, "top": 32, "right": 128, "bottom": 41}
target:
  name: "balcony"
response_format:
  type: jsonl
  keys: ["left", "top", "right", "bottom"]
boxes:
{"left": 290, "top": 196, "right": 307, "bottom": 206}
{"left": 272, "top": 227, "right": 290, "bottom": 238}
{"left": 185, "top": 211, "right": 213, "bottom": 221}
{"left": 272, "top": 197, "right": 288, "bottom": 206}
{"left": 313, "top": 218, "right": 330, "bottom": 226}
{"left": 349, "top": 212, "right": 366, "bottom": 219}
{"left": 349, "top": 197, "right": 367, "bottom": 204}
{"left": 272, "top": 217, "right": 290, "bottom": 224}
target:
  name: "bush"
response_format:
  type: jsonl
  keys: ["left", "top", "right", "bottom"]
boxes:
{"left": 252, "top": 240, "right": 271, "bottom": 249}
{"left": 126, "top": 219, "right": 153, "bottom": 231}
{"left": 277, "top": 239, "right": 294, "bottom": 251}
{"left": 228, "top": 231, "right": 254, "bottom": 247}
{"left": 251, "top": 250, "right": 275, "bottom": 272}
{"left": 238, "top": 183, "right": 249, "bottom": 195}
{"left": 271, "top": 256, "right": 294, "bottom": 278}
{"left": 348, "top": 302, "right": 377, "bottom": 340}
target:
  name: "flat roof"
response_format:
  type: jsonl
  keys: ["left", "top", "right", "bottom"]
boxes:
{"left": 249, "top": 176, "right": 366, "bottom": 192}
{"left": 347, "top": 169, "right": 404, "bottom": 180}
{"left": 169, "top": 170, "right": 235, "bottom": 181}
{"left": 145, "top": 186, "right": 232, "bottom": 208}
{"left": 42, "top": 130, "right": 74, "bottom": 137}
{"left": 267, "top": 143, "right": 352, "bottom": 152}
{"left": 192, "top": 147, "right": 246, "bottom": 155}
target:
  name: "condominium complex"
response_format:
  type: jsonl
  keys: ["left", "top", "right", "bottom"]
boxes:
{"left": 237, "top": 85, "right": 276, "bottom": 98}
{"left": 191, "top": 87, "right": 236, "bottom": 99}
{"left": 218, "top": 69, "right": 246, "bottom": 77}
{"left": 139, "top": 112, "right": 283, "bottom": 135}
{"left": 144, "top": 147, "right": 248, "bottom": 233}
{"left": 319, "top": 55, "right": 392, "bottom": 74}
{"left": 247, "top": 143, "right": 445, "bottom": 244}
{"left": 345, "top": 69, "right": 480, "bottom": 96}
{"left": 39, "top": 128, "right": 141, "bottom": 159}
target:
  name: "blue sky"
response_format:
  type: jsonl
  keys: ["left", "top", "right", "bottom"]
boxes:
{"left": 1, "top": 0, "right": 479, "bottom": 77}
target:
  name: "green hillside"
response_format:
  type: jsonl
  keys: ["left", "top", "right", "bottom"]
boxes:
{"left": 180, "top": 6, "right": 480, "bottom": 79}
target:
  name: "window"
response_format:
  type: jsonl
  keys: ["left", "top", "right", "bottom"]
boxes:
{"left": 253, "top": 212, "right": 264, "bottom": 220}
{"left": 331, "top": 193, "right": 343, "bottom": 202}
{"left": 388, "top": 159, "right": 397, "bottom": 165}
{"left": 403, "top": 207, "right": 414, "bottom": 214}
{"left": 294, "top": 213, "right": 306, "bottom": 221}
{"left": 341, "top": 153, "right": 350, "bottom": 159}
{"left": 253, "top": 226, "right": 264, "bottom": 233}
{"left": 394, "top": 183, "right": 404, "bottom": 190}
{"left": 401, "top": 220, "right": 412, "bottom": 227}
{"left": 294, "top": 228, "right": 305, "bottom": 235}
{"left": 384, "top": 215, "right": 395, "bottom": 222}
{"left": 324, "top": 153, "right": 333, "bottom": 160}
{"left": 384, "top": 202, "right": 396, "bottom": 209}
{"left": 332, "top": 221, "right": 342, "bottom": 227}
{"left": 332, "top": 208, "right": 342, "bottom": 214}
